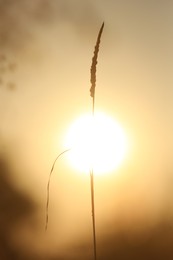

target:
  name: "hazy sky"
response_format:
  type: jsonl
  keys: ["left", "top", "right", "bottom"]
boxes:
{"left": 0, "top": 0, "right": 173, "bottom": 259}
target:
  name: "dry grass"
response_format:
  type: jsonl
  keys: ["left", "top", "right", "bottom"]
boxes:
{"left": 45, "top": 22, "right": 104, "bottom": 260}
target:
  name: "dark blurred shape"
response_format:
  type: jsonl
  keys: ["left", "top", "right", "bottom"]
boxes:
{"left": 96, "top": 220, "right": 173, "bottom": 260}
{"left": 0, "top": 157, "right": 35, "bottom": 259}
{"left": 0, "top": 156, "right": 63, "bottom": 260}
{"left": 0, "top": 0, "right": 99, "bottom": 52}
{"left": 73, "top": 220, "right": 173, "bottom": 260}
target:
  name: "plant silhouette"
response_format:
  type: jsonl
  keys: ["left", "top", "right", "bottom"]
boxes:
{"left": 45, "top": 22, "right": 104, "bottom": 260}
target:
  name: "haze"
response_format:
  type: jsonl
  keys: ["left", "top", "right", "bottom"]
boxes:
{"left": 0, "top": 0, "right": 173, "bottom": 259}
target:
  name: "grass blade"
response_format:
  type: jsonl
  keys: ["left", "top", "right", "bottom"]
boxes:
{"left": 45, "top": 148, "right": 71, "bottom": 231}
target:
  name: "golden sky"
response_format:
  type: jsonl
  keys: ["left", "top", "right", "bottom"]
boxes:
{"left": 0, "top": 0, "right": 173, "bottom": 259}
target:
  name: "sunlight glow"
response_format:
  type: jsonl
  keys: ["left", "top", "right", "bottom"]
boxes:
{"left": 64, "top": 112, "right": 128, "bottom": 175}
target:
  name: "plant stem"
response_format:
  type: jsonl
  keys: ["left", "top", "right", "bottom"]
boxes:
{"left": 89, "top": 21, "right": 104, "bottom": 260}
{"left": 90, "top": 169, "right": 97, "bottom": 260}
{"left": 45, "top": 148, "right": 71, "bottom": 231}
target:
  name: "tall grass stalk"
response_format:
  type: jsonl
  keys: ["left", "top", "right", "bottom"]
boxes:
{"left": 45, "top": 22, "right": 104, "bottom": 260}
{"left": 89, "top": 22, "right": 104, "bottom": 260}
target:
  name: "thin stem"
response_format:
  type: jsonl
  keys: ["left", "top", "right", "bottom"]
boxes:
{"left": 90, "top": 95, "right": 96, "bottom": 260}
{"left": 45, "top": 148, "right": 71, "bottom": 231}
{"left": 92, "top": 96, "right": 95, "bottom": 116}
{"left": 89, "top": 22, "right": 104, "bottom": 260}
{"left": 90, "top": 169, "right": 97, "bottom": 260}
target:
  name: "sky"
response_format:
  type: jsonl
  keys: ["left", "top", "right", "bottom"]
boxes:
{"left": 0, "top": 0, "right": 173, "bottom": 259}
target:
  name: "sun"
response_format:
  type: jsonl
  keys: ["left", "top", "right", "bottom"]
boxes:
{"left": 64, "top": 112, "right": 128, "bottom": 175}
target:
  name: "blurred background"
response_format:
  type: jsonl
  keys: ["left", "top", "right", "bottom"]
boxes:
{"left": 0, "top": 0, "right": 173, "bottom": 259}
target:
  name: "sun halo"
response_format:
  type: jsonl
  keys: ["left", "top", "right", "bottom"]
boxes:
{"left": 64, "top": 112, "right": 128, "bottom": 176}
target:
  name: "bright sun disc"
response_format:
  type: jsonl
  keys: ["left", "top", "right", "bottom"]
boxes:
{"left": 64, "top": 112, "right": 128, "bottom": 175}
